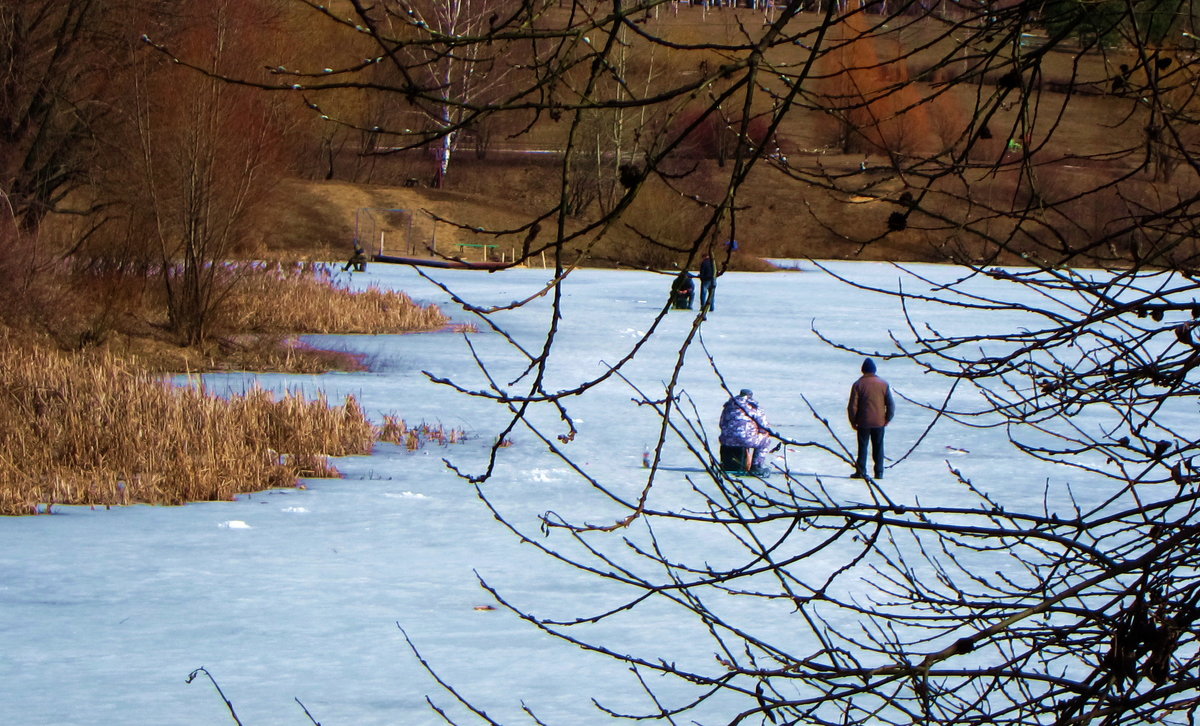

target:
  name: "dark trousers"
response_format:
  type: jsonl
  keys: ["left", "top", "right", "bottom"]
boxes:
{"left": 856, "top": 427, "right": 885, "bottom": 477}
{"left": 720, "top": 443, "right": 768, "bottom": 472}
{"left": 700, "top": 280, "right": 715, "bottom": 310}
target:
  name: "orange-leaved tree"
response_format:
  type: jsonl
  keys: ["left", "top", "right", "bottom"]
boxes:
{"left": 815, "top": 0, "right": 931, "bottom": 161}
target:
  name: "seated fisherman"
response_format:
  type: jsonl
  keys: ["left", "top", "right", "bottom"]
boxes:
{"left": 344, "top": 246, "right": 367, "bottom": 272}
{"left": 718, "top": 389, "right": 772, "bottom": 474}
{"left": 670, "top": 271, "right": 695, "bottom": 309}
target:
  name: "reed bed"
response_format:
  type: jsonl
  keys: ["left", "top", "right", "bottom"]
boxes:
{"left": 226, "top": 262, "right": 450, "bottom": 334}
{"left": 378, "top": 415, "right": 467, "bottom": 450}
{"left": 0, "top": 342, "right": 463, "bottom": 515}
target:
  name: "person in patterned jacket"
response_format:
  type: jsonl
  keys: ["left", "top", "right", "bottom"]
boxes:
{"left": 719, "top": 389, "right": 771, "bottom": 473}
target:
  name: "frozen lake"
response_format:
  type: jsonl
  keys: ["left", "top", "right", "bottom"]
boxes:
{"left": 0, "top": 261, "right": 1126, "bottom": 725}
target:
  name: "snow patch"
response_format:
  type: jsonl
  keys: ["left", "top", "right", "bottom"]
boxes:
{"left": 219, "top": 520, "right": 252, "bottom": 529}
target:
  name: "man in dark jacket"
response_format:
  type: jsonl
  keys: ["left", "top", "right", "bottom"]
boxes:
{"left": 344, "top": 246, "right": 367, "bottom": 272}
{"left": 670, "top": 270, "right": 694, "bottom": 309}
{"left": 698, "top": 253, "right": 716, "bottom": 311}
{"left": 847, "top": 357, "right": 894, "bottom": 479}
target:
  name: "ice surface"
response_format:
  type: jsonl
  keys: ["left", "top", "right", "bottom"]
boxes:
{"left": 0, "top": 262, "right": 1133, "bottom": 725}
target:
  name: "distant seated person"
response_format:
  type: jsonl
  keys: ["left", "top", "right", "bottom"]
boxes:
{"left": 669, "top": 271, "right": 694, "bottom": 309}
{"left": 718, "top": 388, "right": 772, "bottom": 474}
{"left": 344, "top": 246, "right": 367, "bottom": 272}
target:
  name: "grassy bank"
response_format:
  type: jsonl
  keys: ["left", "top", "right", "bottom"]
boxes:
{"left": 227, "top": 262, "right": 451, "bottom": 335}
{"left": 0, "top": 263, "right": 466, "bottom": 516}
{"left": 70, "top": 262, "right": 458, "bottom": 374}
{"left": 0, "top": 340, "right": 469, "bottom": 515}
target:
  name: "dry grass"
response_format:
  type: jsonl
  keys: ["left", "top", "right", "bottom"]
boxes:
{"left": 29, "top": 260, "right": 456, "bottom": 375}
{"left": 224, "top": 261, "right": 450, "bottom": 334}
{"left": 0, "top": 339, "right": 467, "bottom": 515}
{"left": 378, "top": 416, "right": 467, "bottom": 450}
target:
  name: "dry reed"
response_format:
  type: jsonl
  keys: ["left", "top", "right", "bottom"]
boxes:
{"left": 225, "top": 262, "right": 450, "bottom": 334}
{"left": 0, "top": 341, "right": 464, "bottom": 515}
{"left": 378, "top": 416, "right": 467, "bottom": 449}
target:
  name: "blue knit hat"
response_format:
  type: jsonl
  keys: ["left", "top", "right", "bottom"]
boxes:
{"left": 861, "top": 358, "right": 876, "bottom": 374}
{"left": 739, "top": 388, "right": 753, "bottom": 397}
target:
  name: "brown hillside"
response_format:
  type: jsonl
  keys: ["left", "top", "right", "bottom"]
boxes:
{"left": 255, "top": 7, "right": 1179, "bottom": 270}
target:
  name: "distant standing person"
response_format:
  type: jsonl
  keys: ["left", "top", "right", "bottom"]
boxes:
{"left": 699, "top": 253, "right": 716, "bottom": 311}
{"left": 847, "top": 357, "right": 894, "bottom": 479}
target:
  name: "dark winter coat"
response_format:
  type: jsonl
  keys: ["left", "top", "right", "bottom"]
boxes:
{"left": 847, "top": 374, "right": 894, "bottom": 429}
{"left": 673, "top": 272, "right": 694, "bottom": 295}
{"left": 699, "top": 257, "right": 715, "bottom": 283}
